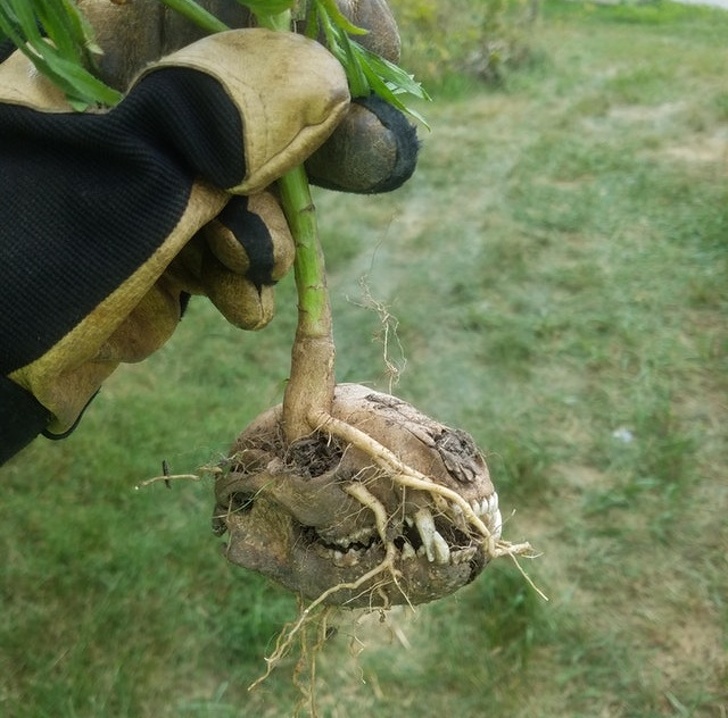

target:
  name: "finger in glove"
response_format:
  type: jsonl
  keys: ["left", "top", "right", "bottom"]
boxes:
{"left": 200, "top": 192, "right": 295, "bottom": 330}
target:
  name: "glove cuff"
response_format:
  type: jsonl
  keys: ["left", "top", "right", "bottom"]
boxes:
{"left": 0, "top": 375, "right": 52, "bottom": 466}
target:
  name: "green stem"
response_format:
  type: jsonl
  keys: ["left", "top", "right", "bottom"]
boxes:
{"left": 253, "top": 7, "right": 291, "bottom": 32}
{"left": 255, "top": 9, "right": 337, "bottom": 441}
{"left": 277, "top": 166, "right": 332, "bottom": 341}
{"left": 277, "top": 168, "right": 337, "bottom": 442}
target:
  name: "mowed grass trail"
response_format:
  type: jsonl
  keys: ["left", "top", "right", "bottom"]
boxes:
{"left": 1, "top": 2, "right": 727, "bottom": 716}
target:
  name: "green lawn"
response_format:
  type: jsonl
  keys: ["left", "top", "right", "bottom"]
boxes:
{"left": 2, "top": 1, "right": 727, "bottom": 716}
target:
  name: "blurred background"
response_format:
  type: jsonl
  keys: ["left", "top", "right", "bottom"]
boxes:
{"left": 1, "top": 1, "right": 726, "bottom": 715}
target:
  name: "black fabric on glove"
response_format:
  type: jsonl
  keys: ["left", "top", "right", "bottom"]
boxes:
{"left": 0, "top": 28, "right": 351, "bottom": 467}
{"left": 0, "top": 375, "right": 53, "bottom": 466}
{"left": 0, "top": 67, "right": 245, "bottom": 376}
{"left": 215, "top": 196, "right": 276, "bottom": 289}
{"left": 0, "top": 38, "right": 14, "bottom": 63}
{"left": 359, "top": 95, "right": 420, "bottom": 193}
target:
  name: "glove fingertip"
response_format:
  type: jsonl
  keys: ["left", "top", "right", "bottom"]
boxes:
{"left": 306, "top": 95, "right": 420, "bottom": 195}
{"left": 201, "top": 251, "right": 275, "bottom": 330}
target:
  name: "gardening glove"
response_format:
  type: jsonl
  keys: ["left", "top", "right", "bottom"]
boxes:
{"left": 0, "top": 28, "right": 350, "bottom": 465}
{"left": 80, "top": 0, "right": 401, "bottom": 88}
{"left": 78, "top": 0, "right": 418, "bottom": 194}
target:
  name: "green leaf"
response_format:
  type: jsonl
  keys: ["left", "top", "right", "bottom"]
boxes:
{"left": 314, "top": 0, "right": 368, "bottom": 36}
{"left": 0, "top": 0, "right": 428, "bottom": 119}
{"left": 358, "top": 46, "right": 431, "bottom": 102}
{"left": 35, "top": 0, "right": 83, "bottom": 61}
{"left": 305, "top": 0, "right": 430, "bottom": 125}
{"left": 43, "top": 50, "right": 123, "bottom": 105}
{"left": 0, "top": 0, "right": 122, "bottom": 107}
{"left": 59, "top": 0, "right": 103, "bottom": 54}
{"left": 336, "top": 25, "right": 370, "bottom": 97}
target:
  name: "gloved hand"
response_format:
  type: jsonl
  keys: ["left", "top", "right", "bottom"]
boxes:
{"left": 78, "top": 0, "right": 417, "bottom": 194}
{"left": 0, "top": 1, "right": 421, "bottom": 467}
{"left": 0, "top": 29, "right": 351, "bottom": 463}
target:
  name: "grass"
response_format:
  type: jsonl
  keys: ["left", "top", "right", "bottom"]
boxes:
{"left": 2, "top": 1, "right": 727, "bottom": 715}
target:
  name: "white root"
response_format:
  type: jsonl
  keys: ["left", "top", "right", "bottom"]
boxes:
{"left": 250, "top": 408, "right": 541, "bottom": 692}
{"left": 134, "top": 465, "right": 222, "bottom": 490}
{"left": 249, "top": 484, "right": 404, "bottom": 692}
{"left": 308, "top": 409, "right": 534, "bottom": 561}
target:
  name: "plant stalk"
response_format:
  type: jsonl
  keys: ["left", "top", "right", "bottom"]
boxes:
{"left": 256, "top": 9, "right": 337, "bottom": 442}
{"left": 277, "top": 167, "right": 336, "bottom": 443}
